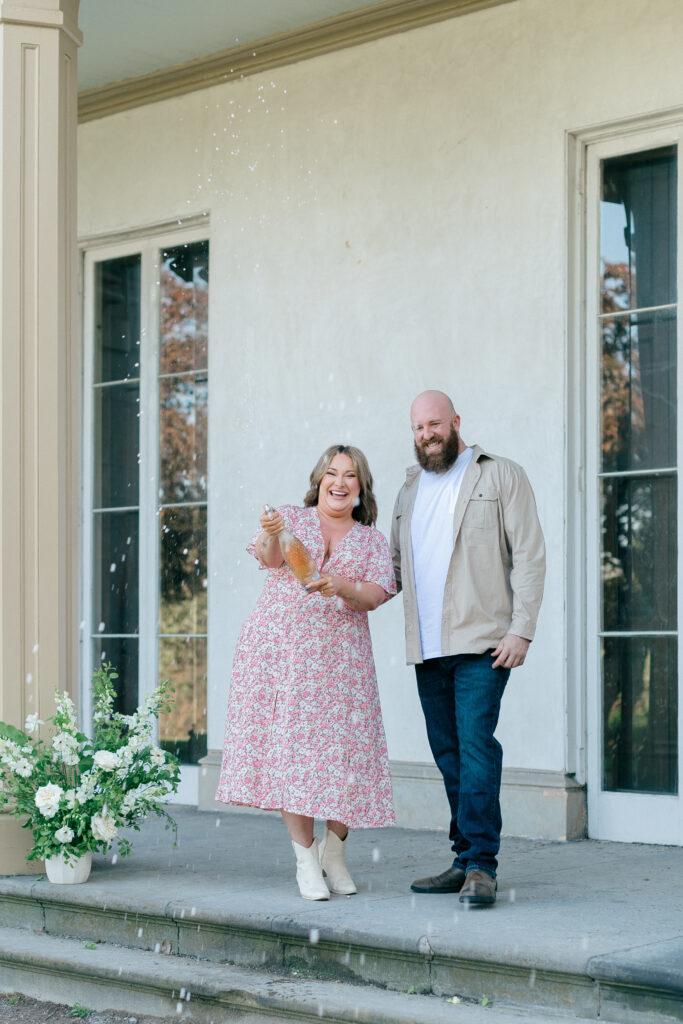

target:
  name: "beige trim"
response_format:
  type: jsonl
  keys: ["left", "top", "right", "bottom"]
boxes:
{"left": 78, "top": 212, "right": 210, "bottom": 251}
{"left": 78, "top": 0, "right": 517, "bottom": 123}
{"left": 0, "top": 1, "right": 83, "bottom": 46}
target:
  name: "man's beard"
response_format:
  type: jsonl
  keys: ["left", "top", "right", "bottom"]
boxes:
{"left": 414, "top": 427, "right": 461, "bottom": 473}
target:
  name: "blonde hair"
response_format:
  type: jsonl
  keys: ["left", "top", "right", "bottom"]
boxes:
{"left": 303, "top": 445, "right": 378, "bottom": 527}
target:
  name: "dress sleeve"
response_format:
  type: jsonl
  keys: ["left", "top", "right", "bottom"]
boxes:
{"left": 364, "top": 528, "right": 397, "bottom": 596}
{"left": 246, "top": 504, "right": 298, "bottom": 563}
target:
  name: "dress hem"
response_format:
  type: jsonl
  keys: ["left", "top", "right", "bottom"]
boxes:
{"left": 214, "top": 791, "right": 395, "bottom": 829}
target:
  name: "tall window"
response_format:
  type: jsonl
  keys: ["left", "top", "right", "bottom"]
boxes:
{"left": 85, "top": 232, "right": 209, "bottom": 770}
{"left": 598, "top": 148, "right": 677, "bottom": 795}
{"left": 157, "top": 242, "right": 209, "bottom": 763}
{"left": 92, "top": 255, "right": 141, "bottom": 716}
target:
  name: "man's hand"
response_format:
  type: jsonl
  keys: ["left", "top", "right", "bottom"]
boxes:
{"left": 491, "top": 634, "right": 529, "bottom": 670}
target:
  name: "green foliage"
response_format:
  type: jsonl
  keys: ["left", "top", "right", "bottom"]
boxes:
{"left": 70, "top": 1003, "right": 92, "bottom": 1018}
{"left": 6, "top": 995, "right": 20, "bottom": 1005}
{"left": 0, "top": 664, "right": 180, "bottom": 864}
{"left": 84, "top": 941, "right": 98, "bottom": 950}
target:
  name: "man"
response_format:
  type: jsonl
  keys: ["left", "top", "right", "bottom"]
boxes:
{"left": 391, "top": 390, "right": 545, "bottom": 906}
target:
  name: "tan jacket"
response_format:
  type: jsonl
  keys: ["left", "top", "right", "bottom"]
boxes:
{"left": 390, "top": 446, "right": 545, "bottom": 665}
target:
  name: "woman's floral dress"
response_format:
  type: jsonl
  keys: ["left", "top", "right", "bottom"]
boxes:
{"left": 216, "top": 505, "right": 396, "bottom": 828}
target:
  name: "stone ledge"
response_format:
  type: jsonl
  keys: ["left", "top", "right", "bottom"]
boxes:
{"left": 198, "top": 753, "right": 587, "bottom": 841}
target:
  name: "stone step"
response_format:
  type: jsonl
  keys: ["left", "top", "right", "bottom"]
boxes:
{"left": 0, "top": 877, "right": 682, "bottom": 1024}
{"left": 0, "top": 924, "right": 599, "bottom": 1024}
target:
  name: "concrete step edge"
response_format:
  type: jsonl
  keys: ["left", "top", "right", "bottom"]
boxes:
{"left": 0, "top": 925, "right": 590, "bottom": 1024}
{"left": 0, "top": 883, "right": 600, "bottom": 1017}
{"left": 2, "top": 886, "right": 683, "bottom": 1023}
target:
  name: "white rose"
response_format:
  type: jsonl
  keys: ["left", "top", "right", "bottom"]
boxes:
{"left": 14, "top": 758, "right": 33, "bottom": 778}
{"left": 24, "top": 713, "right": 44, "bottom": 733}
{"left": 149, "top": 747, "right": 166, "bottom": 767}
{"left": 93, "top": 750, "right": 120, "bottom": 771}
{"left": 35, "top": 783, "right": 63, "bottom": 818}
{"left": 90, "top": 811, "right": 118, "bottom": 843}
{"left": 54, "top": 825, "right": 74, "bottom": 844}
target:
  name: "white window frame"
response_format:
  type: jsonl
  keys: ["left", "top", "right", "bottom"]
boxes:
{"left": 570, "top": 117, "right": 683, "bottom": 845}
{"left": 80, "top": 219, "right": 210, "bottom": 805}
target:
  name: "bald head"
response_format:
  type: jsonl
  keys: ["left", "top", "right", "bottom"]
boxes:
{"left": 410, "top": 390, "right": 456, "bottom": 425}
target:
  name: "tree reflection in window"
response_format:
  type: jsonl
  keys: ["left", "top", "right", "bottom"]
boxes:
{"left": 157, "top": 241, "right": 209, "bottom": 764}
{"left": 599, "top": 149, "right": 677, "bottom": 795}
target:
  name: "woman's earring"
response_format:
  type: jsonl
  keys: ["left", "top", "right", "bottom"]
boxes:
{"left": 353, "top": 496, "right": 361, "bottom": 508}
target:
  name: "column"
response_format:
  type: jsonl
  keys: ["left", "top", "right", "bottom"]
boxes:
{"left": 0, "top": 0, "right": 81, "bottom": 872}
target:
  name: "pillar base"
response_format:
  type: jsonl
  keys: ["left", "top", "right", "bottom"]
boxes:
{"left": 0, "top": 814, "right": 41, "bottom": 875}
{"left": 390, "top": 761, "right": 587, "bottom": 841}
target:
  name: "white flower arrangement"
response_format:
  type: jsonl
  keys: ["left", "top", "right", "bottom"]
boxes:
{"left": 0, "top": 664, "right": 180, "bottom": 866}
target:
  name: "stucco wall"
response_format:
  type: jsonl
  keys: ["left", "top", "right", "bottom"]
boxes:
{"left": 77, "top": 0, "right": 683, "bottom": 787}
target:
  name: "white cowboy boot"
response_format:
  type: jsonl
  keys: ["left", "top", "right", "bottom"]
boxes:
{"left": 319, "top": 827, "right": 357, "bottom": 895}
{"left": 291, "top": 838, "right": 330, "bottom": 900}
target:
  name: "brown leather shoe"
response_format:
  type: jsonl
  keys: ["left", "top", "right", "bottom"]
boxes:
{"left": 410, "top": 865, "right": 467, "bottom": 893}
{"left": 458, "top": 869, "right": 497, "bottom": 905}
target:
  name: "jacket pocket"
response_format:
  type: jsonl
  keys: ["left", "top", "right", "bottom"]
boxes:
{"left": 462, "top": 490, "right": 498, "bottom": 530}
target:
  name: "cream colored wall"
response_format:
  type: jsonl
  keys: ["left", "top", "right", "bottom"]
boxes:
{"left": 78, "top": 0, "right": 683, "bottom": 780}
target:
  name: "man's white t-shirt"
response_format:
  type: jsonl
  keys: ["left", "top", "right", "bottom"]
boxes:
{"left": 410, "top": 447, "right": 474, "bottom": 660}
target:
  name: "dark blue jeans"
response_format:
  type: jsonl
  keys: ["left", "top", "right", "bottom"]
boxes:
{"left": 415, "top": 652, "right": 510, "bottom": 878}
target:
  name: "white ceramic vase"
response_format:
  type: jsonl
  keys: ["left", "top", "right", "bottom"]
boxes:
{"left": 45, "top": 850, "right": 92, "bottom": 884}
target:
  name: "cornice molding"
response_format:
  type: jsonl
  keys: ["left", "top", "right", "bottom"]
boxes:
{"left": 78, "top": 0, "right": 517, "bottom": 123}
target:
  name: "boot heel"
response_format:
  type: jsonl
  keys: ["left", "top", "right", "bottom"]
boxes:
{"left": 319, "top": 827, "right": 357, "bottom": 895}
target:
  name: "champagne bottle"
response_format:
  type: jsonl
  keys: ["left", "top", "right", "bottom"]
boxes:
{"left": 263, "top": 505, "right": 321, "bottom": 587}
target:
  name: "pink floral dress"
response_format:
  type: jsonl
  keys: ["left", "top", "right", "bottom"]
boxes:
{"left": 216, "top": 505, "right": 396, "bottom": 828}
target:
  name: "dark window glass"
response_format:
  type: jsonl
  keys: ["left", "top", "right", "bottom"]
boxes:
{"left": 159, "top": 506, "right": 208, "bottom": 635}
{"left": 94, "top": 255, "right": 141, "bottom": 383}
{"left": 91, "top": 637, "right": 139, "bottom": 719}
{"left": 92, "top": 254, "right": 142, "bottom": 724}
{"left": 93, "top": 511, "right": 139, "bottom": 635}
{"left": 601, "top": 309, "right": 676, "bottom": 474}
{"left": 601, "top": 475, "right": 676, "bottom": 633}
{"left": 93, "top": 383, "right": 140, "bottom": 507}
{"left": 601, "top": 148, "right": 676, "bottom": 313}
{"left": 599, "top": 146, "right": 678, "bottom": 798}
{"left": 603, "top": 636, "right": 677, "bottom": 794}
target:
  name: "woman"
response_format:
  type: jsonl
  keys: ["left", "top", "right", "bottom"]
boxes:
{"left": 216, "top": 445, "right": 396, "bottom": 900}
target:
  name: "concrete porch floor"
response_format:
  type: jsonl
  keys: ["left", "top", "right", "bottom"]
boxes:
{"left": 0, "top": 806, "right": 682, "bottom": 1022}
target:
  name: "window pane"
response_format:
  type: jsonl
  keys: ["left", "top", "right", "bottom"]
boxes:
{"left": 158, "top": 636, "right": 207, "bottom": 763}
{"left": 603, "top": 636, "right": 677, "bottom": 794}
{"left": 94, "top": 255, "right": 141, "bottom": 383}
{"left": 94, "top": 383, "right": 140, "bottom": 507}
{"left": 91, "top": 637, "right": 139, "bottom": 718}
{"left": 160, "top": 242, "right": 209, "bottom": 375}
{"left": 601, "top": 475, "right": 677, "bottom": 632}
{"left": 601, "top": 309, "right": 676, "bottom": 473}
{"left": 159, "top": 374, "right": 207, "bottom": 503}
{"left": 601, "top": 148, "right": 677, "bottom": 313}
{"left": 93, "top": 511, "right": 139, "bottom": 635}
{"left": 159, "top": 506, "right": 207, "bottom": 635}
